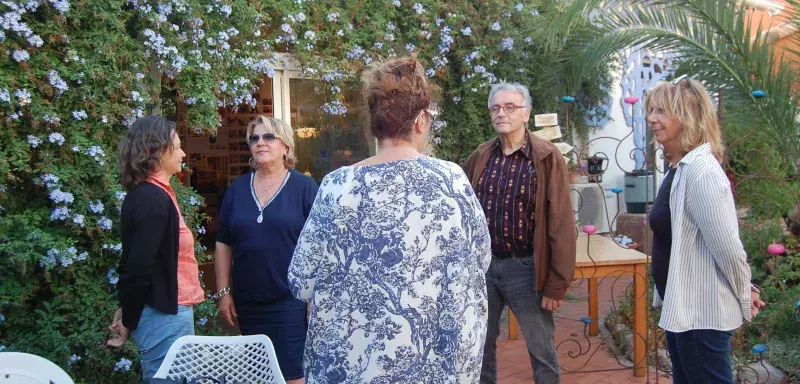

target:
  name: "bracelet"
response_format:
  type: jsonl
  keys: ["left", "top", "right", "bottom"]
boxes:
{"left": 213, "top": 287, "right": 231, "bottom": 300}
{"left": 750, "top": 284, "right": 760, "bottom": 294}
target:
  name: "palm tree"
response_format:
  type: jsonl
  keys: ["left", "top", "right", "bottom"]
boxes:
{"left": 538, "top": 0, "right": 800, "bottom": 155}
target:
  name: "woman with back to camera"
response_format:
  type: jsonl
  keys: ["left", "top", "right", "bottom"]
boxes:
{"left": 108, "top": 116, "right": 205, "bottom": 382}
{"left": 288, "top": 56, "right": 492, "bottom": 383}
{"left": 213, "top": 116, "right": 317, "bottom": 384}
{"left": 646, "top": 76, "right": 765, "bottom": 383}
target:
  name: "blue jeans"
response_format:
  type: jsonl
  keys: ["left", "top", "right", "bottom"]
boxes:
{"left": 130, "top": 305, "right": 194, "bottom": 382}
{"left": 666, "top": 329, "right": 734, "bottom": 384}
{"left": 481, "top": 256, "right": 560, "bottom": 384}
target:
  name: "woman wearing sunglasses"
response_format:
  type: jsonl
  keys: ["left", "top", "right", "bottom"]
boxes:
{"left": 213, "top": 116, "right": 317, "bottom": 384}
{"left": 646, "top": 77, "right": 764, "bottom": 383}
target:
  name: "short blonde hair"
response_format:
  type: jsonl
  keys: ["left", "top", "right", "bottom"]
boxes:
{"left": 246, "top": 115, "right": 297, "bottom": 169}
{"left": 645, "top": 79, "right": 724, "bottom": 162}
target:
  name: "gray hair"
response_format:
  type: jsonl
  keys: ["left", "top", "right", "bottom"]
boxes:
{"left": 488, "top": 82, "right": 532, "bottom": 109}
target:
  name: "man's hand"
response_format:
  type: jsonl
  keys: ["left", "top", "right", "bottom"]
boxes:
{"left": 541, "top": 296, "right": 563, "bottom": 312}
{"left": 217, "top": 294, "right": 237, "bottom": 327}
{"left": 750, "top": 291, "right": 766, "bottom": 319}
{"left": 107, "top": 308, "right": 130, "bottom": 347}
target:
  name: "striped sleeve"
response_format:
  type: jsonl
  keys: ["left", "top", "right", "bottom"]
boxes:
{"left": 685, "top": 159, "right": 752, "bottom": 322}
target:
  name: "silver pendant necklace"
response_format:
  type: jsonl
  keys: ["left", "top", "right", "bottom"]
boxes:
{"left": 250, "top": 171, "right": 291, "bottom": 223}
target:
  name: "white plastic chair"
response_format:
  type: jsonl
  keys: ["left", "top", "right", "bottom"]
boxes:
{"left": 153, "top": 335, "right": 285, "bottom": 384}
{"left": 0, "top": 352, "right": 75, "bottom": 384}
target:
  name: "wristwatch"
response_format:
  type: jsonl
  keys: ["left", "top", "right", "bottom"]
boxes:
{"left": 213, "top": 286, "right": 231, "bottom": 300}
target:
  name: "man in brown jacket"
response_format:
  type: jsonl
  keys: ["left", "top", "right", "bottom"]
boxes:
{"left": 463, "top": 82, "right": 577, "bottom": 384}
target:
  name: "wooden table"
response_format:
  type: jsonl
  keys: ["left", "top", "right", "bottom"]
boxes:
{"left": 507, "top": 234, "right": 649, "bottom": 377}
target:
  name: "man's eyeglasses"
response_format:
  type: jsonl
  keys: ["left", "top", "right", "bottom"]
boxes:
{"left": 671, "top": 74, "right": 701, "bottom": 100}
{"left": 489, "top": 104, "right": 526, "bottom": 115}
{"left": 248, "top": 132, "right": 277, "bottom": 146}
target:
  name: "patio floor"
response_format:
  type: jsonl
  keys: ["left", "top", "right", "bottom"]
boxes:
{"left": 495, "top": 278, "right": 673, "bottom": 384}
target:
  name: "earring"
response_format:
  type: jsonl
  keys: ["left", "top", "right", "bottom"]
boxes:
{"left": 249, "top": 157, "right": 257, "bottom": 169}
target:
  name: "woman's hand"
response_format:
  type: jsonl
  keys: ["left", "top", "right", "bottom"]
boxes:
{"left": 217, "top": 294, "right": 237, "bottom": 327}
{"left": 107, "top": 308, "right": 130, "bottom": 347}
{"left": 750, "top": 291, "right": 766, "bottom": 319}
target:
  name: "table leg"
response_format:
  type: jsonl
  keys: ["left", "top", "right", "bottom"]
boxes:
{"left": 588, "top": 277, "right": 599, "bottom": 336}
{"left": 508, "top": 308, "right": 519, "bottom": 340}
{"left": 633, "top": 263, "right": 647, "bottom": 377}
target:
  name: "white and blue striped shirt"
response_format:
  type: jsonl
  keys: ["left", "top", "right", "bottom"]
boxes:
{"left": 654, "top": 143, "right": 752, "bottom": 332}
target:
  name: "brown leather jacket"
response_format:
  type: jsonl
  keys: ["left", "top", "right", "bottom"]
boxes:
{"left": 463, "top": 131, "right": 577, "bottom": 300}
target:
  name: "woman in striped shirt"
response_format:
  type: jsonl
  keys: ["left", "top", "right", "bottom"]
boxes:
{"left": 645, "top": 77, "right": 765, "bottom": 384}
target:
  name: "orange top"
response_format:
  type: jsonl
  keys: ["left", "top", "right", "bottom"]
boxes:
{"left": 148, "top": 176, "right": 205, "bottom": 306}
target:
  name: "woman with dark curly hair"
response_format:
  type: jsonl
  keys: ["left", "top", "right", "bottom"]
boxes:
{"left": 107, "top": 116, "right": 204, "bottom": 381}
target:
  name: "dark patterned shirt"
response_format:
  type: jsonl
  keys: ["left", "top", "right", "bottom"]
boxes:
{"left": 476, "top": 137, "right": 537, "bottom": 253}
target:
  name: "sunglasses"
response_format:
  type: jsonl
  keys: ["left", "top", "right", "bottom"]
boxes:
{"left": 671, "top": 74, "right": 701, "bottom": 99}
{"left": 248, "top": 132, "right": 277, "bottom": 146}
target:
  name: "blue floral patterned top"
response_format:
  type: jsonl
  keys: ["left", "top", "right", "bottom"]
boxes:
{"left": 289, "top": 156, "right": 492, "bottom": 383}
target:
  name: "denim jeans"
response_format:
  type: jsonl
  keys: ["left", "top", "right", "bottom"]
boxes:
{"left": 130, "top": 305, "right": 194, "bottom": 382}
{"left": 481, "top": 255, "right": 560, "bottom": 384}
{"left": 666, "top": 329, "right": 734, "bottom": 384}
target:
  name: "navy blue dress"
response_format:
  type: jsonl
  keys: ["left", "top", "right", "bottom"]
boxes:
{"left": 217, "top": 169, "right": 318, "bottom": 380}
{"left": 649, "top": 167, "right": 676, "bottom": 300}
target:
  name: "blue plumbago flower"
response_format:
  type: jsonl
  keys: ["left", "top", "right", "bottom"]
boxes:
{"left": 0, "top": 31, "right": 5, "bottom": 43}
{"left": 135, "top": 72, "right": 145, "bottom": 80}
{"left": 384, "top": 32, "right": 395, "bottom": 41}
{"left": 42, "top": 248, "right": 59, "bottom": 266}
{"left": 48, "top": 0, "right": 69, "bottom": 13}
{"left": 460, "top": 27, "right": 472, "bottom": 36}
{"left": 88, "top": 200, "right": 104, "bottom": 214}
{"left": 530, "top": 8, "right": 540, "bottom": 16}
{"left": 48, "top": 132, "right": 65, "bottom": 146}
{"left": 184, "top": 97, "right": 197, "bottom": 105}
{"left": 432, "top": 120, "right": 447, "bottom": 131}
{"left": 392, "top": 0, "right": 400, "bottom": 6}
{"left": 426, "top": 68, "right": 435, "bottom": 78}
{"left": 387, "top": 22, "right": 396, "bottom": 31}
{"left": 281, "top": 23, "right": 292, "bottom": 34}
{"left": 0, "top": 313, "right": 5, "bottom": 325}
{"left": 188, "top": 196, "right": 200, "bottom": 206}
{"left": 363, "top": 57, "right": 373, "bottom": 65}
{"left": 452, "top": 96, "right": 461, "bottom": 104}
{"left": 336, "top": 29, "right": 344, "bottom": 37}
{"left": 219, "top": 4, "right": 232, "bottom": 16}
{"left": 516, "top": 3, "right": 524, "bottom": 12}
{"left": 303, "top": 31, "right": 316, "bottom": 41}
{"left": 72, "top": 110, "right": 87, "bottom": 120}
{"left": 107, "top": 268, "right": 119, "bottom": 286}
{"left": 491, "top": 21, "right": 501, "bottom": 31}
{"left": 50, "top": 206, "right": 70, "bottom": 221}
{"left": 346, "top": 45, "right": 364, "bottom": 60}
{"left": 16, "top": 89, "right": 31, "bottom": 105}
{"left": 197, "top": 226, "right": 206, "bottom": 235}
{"left": 500, "top": 37, "right": 514, "bottom": 50}
{"left": 327, "top": 12, "right": 339, "bottom": 22}
{"left": 41, "top": 173, "right": 60, "bottom": 188}
{"left": 412, "top": 2, "right": 424, "bottom": 14}
{"left": 113, "top": 357, "right": 132, "bottom": 372}
{"left": 27, "top": 34, "right": 43, "bottom": 47}
{"left": 0, "top": 89, "right": 9, "bottom": 103}
{"left": 99, "top": 217, "right": 113, "bottom": 231}
{"left": 87, "top": 145, "right": 105, "bottom": 163}
{"left": 76, "top": 251, "right": 88, "bottom": 261}
{"left": 12, "top": 50, "right": 30, "bottom": 62}
{"left": 405, "top": 43, "right": 416, "bottom": 52}
{"left": 196, "top": 317, "right": 208, "bottom": 327}
{"left": 43, "top": 114, "right": 60, "bottom": 124}
{"left": 321, "top": 100, "right": 347, "bottom": 116}
{"left": 49, "top": 189, "right": 74, "bottom": 204}
{"left": 60, "top": 255, "right": 74, "bottom": 267}
{"left": 525, "top": 36, "right": 534, "bottom": 45}
{"left": 72, "top": 214, "right": 85, "bottom": 227}
{"left": 67, "top": 354, "right": 81, "bottom": 369}
{"left": 374, "top": 41, "right": 383, "bottom": 49}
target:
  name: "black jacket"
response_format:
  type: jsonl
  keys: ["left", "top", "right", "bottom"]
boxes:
{"left": 118, "top": 182, "right": 180, "bottom": 330}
